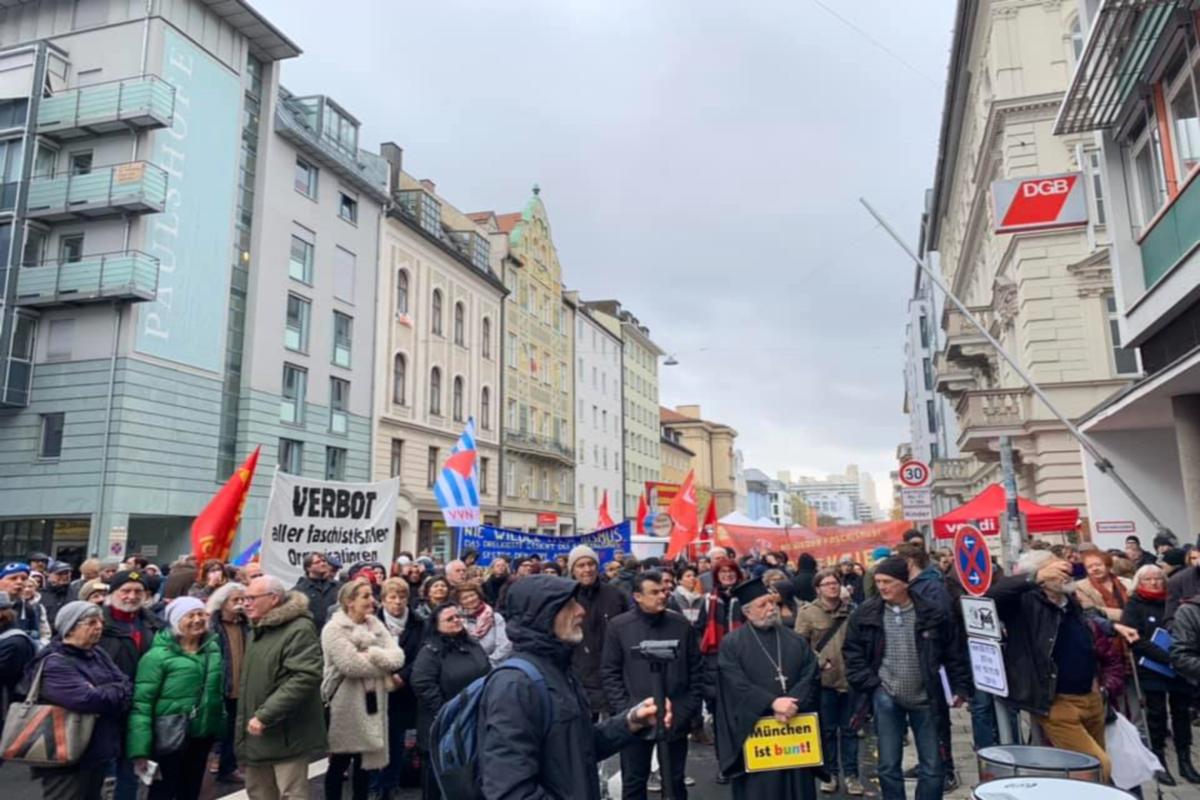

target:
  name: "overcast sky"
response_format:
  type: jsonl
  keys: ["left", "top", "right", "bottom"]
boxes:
{"left": 255, "top": 0, "right": 956, "bottom": 507}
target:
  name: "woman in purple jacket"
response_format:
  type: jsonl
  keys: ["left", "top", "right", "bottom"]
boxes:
{"left": 25, "top": 601, "right": 132, "bottom": 800}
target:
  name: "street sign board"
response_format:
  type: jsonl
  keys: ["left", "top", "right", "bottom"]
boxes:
{"left": 968, "top": 638, "right": 1008, "bottom": 697}
{"left": 898, "top": 460, "right": 931, "bottom": 488}
{"left": 901, "top": 488, "right": 932, "bottom": 507}
{"left": 954, "top": 524, "right": 993, "bottom": 597}
{"left": 991, "top": 172, "right": 1087, "bottom": 234}
{"left": 961, "top": 596, "right": 1002, "bottom": 640}
{"left": 1095, "top": 520, "right": 1136, "bottom": 535}
{"left": 108, "top": 525, "right": 128, "bottom": 560}
{"left": 903, "top": 506, "right": 933, "bottom": 523}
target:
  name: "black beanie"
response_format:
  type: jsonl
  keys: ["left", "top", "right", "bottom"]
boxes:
{"left": 874, "top": 556, "right": 910, "bottom": 582}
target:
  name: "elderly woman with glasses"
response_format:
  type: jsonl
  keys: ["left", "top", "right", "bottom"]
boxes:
{"left": 1123, "top": 565, "right": 1200, "bottom": 785}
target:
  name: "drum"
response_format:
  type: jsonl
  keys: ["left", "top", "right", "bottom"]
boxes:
{"left": 976, "top": 745, "right": 1103, "bottom": 783}
{"left": 973, "top": 777, "right": 1130, "bottom": 800}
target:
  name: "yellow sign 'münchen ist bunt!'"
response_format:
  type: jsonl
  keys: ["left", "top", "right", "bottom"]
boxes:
{"left": 743, "top": 712, "right": 824, "bottom": 772}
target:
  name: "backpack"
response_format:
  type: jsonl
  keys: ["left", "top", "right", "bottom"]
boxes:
{"left": 430, "top": 657, "right": 554, "bottom": 799}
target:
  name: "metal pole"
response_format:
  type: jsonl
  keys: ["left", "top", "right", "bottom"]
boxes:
{"left": 993, "top": 695, "right": 1015, "bottom": 745}
{"left": 998, "top": 436, "right": 1024, "bottom": 570}
{"left": 858, "top": 198, "right": 1172, "bottom": 537}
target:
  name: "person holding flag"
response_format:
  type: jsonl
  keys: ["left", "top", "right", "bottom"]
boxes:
{"left": 435, "top": 417, "right": 481, "bottom": 529}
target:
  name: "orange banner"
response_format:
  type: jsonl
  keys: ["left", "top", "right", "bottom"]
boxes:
{"left": 716, "top": 520, "right": 909, "bottom": 566}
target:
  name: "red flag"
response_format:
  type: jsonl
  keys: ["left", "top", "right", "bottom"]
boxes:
{"left": 665, "top": 470, "right": 699, "bottom": 559}
{"left": 596, "top": 490, "right": 614, "bottom": 529}
{"left": 636, "top": 493, "right": 649, "bottom": 534}
{"left": 192, "top": 446, "right": 260, "bottom": 563}
{"left": 701, "top": 497, "right": 718, "bottom": 539}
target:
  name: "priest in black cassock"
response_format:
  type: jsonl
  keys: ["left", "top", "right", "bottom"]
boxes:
{"left": 716, "top": 577, "right": 822, "bottom": 799}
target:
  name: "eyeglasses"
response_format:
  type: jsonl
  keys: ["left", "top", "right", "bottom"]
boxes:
{"left": 243, "top": 593, "right": 274, "bottom": 601}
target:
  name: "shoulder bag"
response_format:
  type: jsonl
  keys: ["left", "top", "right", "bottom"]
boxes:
{"left": 153, "top": 649, "right": 212, "bottom": 757}
{"left": 0, "top": 656, "right": 97, "bottom": 766}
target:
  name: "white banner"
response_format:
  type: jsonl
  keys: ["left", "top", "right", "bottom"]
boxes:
{"left": 260, "top": 471, "right": 399, "bottom": 585}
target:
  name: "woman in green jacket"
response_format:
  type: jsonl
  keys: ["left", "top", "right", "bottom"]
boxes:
{"left": 127, "top": 596, "right": 225, "bottom": 800}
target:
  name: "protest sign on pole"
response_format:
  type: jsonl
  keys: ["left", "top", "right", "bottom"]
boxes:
{"left": 260, "top": 471, "right": 399, "bottom": 585}
{"left": 457, "top": 522, "right": 632, "bottom": 566}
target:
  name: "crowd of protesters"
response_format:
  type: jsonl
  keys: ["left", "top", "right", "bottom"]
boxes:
{"left": 6, "top": 529, "right": 1200, "bottom": 799}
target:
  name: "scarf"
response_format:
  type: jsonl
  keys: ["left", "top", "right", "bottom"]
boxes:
{"left": 464, "top": 602, "right": 495, "bottom": 640}
{"left": 383, "top": 608, "right": 409, "bottom": 639}
{"left": 1136, "top": 585, "right": 1167, "bottom": 602}
{"left": 110, "top": 606, "right": 144, "bottom": 651}
{"left": 1088, "top": 575, "right": 1127, "bottom": 610}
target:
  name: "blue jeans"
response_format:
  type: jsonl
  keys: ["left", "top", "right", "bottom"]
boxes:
{"left": 820, "top": 687, "right": 859, "bottom": 778}
{"left": 874, "top": 688, "right": 942, "bottom": 800}
{"left": 970, "top": 689, "right": 998, "bottom": 749}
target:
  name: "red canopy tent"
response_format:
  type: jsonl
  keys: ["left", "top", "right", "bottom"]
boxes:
{"left": 932, "top": 483, "right": 1080, "bottom": 540}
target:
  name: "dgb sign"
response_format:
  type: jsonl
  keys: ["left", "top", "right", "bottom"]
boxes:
{"left": 743, "top": 712, "right": 824, "bottom": 772}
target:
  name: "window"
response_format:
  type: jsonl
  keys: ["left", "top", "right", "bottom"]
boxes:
{"left": 506, "top": 332, "right": 517, "bottom": 367}
{"left": 432, "top": 289, "right": 443, "bottom": 336}
{"left": 430, "top": 367, "right": 442, "bottom": 415}
{"left": 481, "top": 318, "right": 492, "bottom": 358}
{"left": 427, "top": 446, "right": 439, "bottom": 488}
{"left": 330, "top": 377, "right": 349, "bottom": 434}
{"left": 46, "top": 318, "right": 74, "bottom": 361}
{"left": 1166, "top": 49, "right": 1200, "bottom": 180}
{"left": 452, "top": 376, "right": 464, "bottom": 421}
{"left": 294, "top": 158, "right": 318, "bottom": 197}
{"left": 39, "top": 412, "right": 64, "bottom": 458}
{"left": 281, "top": 364, "right": 306, "bottom": 424}
{"left": 278, "top": 438, "right": 303, "bottom": 474}
{"left": 918, "top": 315, "right": 930, "bottom": 349}
{"left": 289, "top": 231, "right": 314, "bottom": 283}
{"left": 392, "top": 353, "right": 407, "bottom": 405}
{"left": 395, "top": 270, "right": 409, "bottom": 315}
{"left": 505, "top": 461, "right": 516, "bottom": 497}
{"left": 390, "top": 439, "right": 404, "bottom": 478}
{"left": 1107, "top": 294, "right": 1140, "bottom": 375}
{"left": 332, "top": 312, "right": 352, "bottom": 367}
{"left": 480, "top": 457, "right": 490, "bottom": 495}
{"left": 325, "top": 446, "right": 347, "bottom": 481}
{"left": 1087, "top": 150, "right": 1107, "bottom": 226}
{"left": 334, "top": 246, "right": 356, "bottom": 303}
{"left": 285, "top": 294, "right": 310, "bottom": 352}
{"left": 922, "top": 357, "right": 933, "bottom": 391}
{"left": 541, "top": 470, "right": 550, "bottom": 501}
{"left": 59, "top": 234, "right": 83, "bottom": 263}
{"left": 338, "top": 191, "right": 358, "bottom": 224}
{"left": 1127, "top": 105, "right": 1168, "bottom": 226}
{"left": 454, "top": 302, "right": 465, "bottom": 346}
{"left": 926, "top": 399, "right": 937, "bottom": 434}
{"left": 69, "top": 151, "right": 92, "bottom": 176}
{"left": 481, "top": 387, "right": 491, "bottom": 429}
{"left": 1070, "top": 16, "right": 1084, "bottom": 63}
{"left": 507, "top": 399, "right": 517, "bottom": 429}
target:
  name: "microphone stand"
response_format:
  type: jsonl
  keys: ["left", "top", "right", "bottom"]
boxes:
{"left": 649, "top": 660, "right": 675, "bottom": 800}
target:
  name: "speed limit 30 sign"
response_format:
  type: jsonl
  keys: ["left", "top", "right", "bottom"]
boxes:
{"left": 898, "top": 460, "right": 931, "bottom": 488}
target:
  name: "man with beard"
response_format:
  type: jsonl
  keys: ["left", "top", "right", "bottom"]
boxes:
{"left": 291, "top": 552, "right": 338, "bottom": 629}
{"left": 569, "top": 545, "right": 629, "bottom": 717}
{"left": 716, "top": 577, "right": 821, "bottom": 799}
{"left": 40, "top": 560, "right": 74, "bottom": 631}
{"left": 477, "top": 575, "right": 667, "bottom": 798}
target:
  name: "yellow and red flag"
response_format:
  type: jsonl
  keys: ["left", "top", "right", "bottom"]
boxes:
{"left": 665, "top": 470, "right": 699, "bottom": 559}
{"left": 192, "top": 446, "right": 260, "bottom": 562}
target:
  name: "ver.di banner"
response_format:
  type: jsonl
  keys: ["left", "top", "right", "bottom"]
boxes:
{"left": 717, "top": 520, "right": 910, "bottom": 566}
{"left": 260, "top": 472, "right": 399, "bottom": 585}
{"left": 457, "top": 522, "right": 631, "bottom": 567}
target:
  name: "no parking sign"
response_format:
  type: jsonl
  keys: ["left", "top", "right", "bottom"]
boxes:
{"left": 953, "top": 524, "right": 993, "bottom": 597}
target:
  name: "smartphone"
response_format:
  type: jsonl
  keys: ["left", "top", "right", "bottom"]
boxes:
{"left": 365, "top": 690, "right": 379, "bottom": 715}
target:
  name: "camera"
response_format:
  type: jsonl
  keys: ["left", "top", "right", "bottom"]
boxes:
{"left": 630, "top": 639, "right": 680, "bottom": 662}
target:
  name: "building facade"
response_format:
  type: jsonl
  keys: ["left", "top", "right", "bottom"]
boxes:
{"left": 373, "top": 148, "right": 505, "bottom": 558}
{"left": 660, "top": 425, "right": 694, "bottom": 489}
{"left": 927, "top": 0, "right": 1133, "bottom": 526}
{"left": 567, "top": 292, "right": 623, "bottom": 530}
{"left": 786, "top": 466, "right": 872, "bottom": 525}
{"left": 659, "top": 404, "right": 738, "bottom": 517}
{"left": 743, "top": 467, "right": 772, "bottom": 521}
{"left": 476, "top": 190, "right": 575, "bottom": 534}
{"left": 0, "top": 0, "right": 303, "bottom": 562}
{"left": 1056, "top": 2, "right": 1200, "bottom": 548}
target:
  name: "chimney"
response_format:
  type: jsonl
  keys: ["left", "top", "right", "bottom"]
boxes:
{"left": 676, "top": 405, "right": 701, "bottom": 420}
{"left": 379, "top": 142, "right": 402, "bottom": 194}
{"left": 420, "top": 179, "right": 436, "bottom": 194}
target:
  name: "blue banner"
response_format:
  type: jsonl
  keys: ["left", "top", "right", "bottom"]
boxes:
{"left": 457, "top": 522, "right": 631, "bottom": 566}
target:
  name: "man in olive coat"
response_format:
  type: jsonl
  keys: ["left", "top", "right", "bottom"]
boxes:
{"left": 236, "top": 575, "right": 327, "bottom": 798}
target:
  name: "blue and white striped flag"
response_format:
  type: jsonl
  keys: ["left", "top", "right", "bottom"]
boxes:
{"left": 435, "top": 417, "right": 481, "bottom": 528}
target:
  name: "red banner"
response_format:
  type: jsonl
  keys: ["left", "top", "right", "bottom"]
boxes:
{"left": 716, "top": 520, "right": 909, "bottom": 566}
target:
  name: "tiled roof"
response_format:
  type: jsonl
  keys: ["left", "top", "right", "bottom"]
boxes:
{"left": 496, "top": 212, "right": 523, "bottom": 233}
{"left": 660, "top": 407, "right": 693, "bottom": 424}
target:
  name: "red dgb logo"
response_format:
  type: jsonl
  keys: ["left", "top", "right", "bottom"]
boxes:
{"left": 992, "top": 172, "right": 1087, "bottom": 233}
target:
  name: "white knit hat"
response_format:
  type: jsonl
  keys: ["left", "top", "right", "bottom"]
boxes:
{"left": 567, "top": 545, "right": 600, "bottom": 576}
{"left": 165, "top": 596, "right": 206, "bottom": 632}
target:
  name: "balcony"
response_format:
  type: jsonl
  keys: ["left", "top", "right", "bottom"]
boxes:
{"left": 25, "top": 162, "right": 167, "bottom": 221}
{"left": 933, "top": 350, "right": 979, "bottom": 399}
{"left": 37, "top": 75, "right": 174, "bottom": 140}
{"left": 504, "top": 429, "right": 574, "bottom": 465}
{"left": 15, "top": 250, "right": 159, "bottom": 307}
{"left": 1141, "top": 170, "right": 1200, "bottom": 289}
{"left": 955, "top": 387, "right": 1031, "bottom": 454}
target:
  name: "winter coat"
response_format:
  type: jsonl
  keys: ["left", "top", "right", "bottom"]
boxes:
{"left": 610, "top": 569, "right": 638, "bottom": 598}
{"left": 1169, "top": 598, "right": 1200, "bottom": 685}
{"left": 0, "top": 627, "right": 36, "bottom": 719}
{"left": 379, "top": 608, "right": 423, "bottom": 732}
{"left": 986, "top": 574, "right": 1126, "bottom": 716}
{"left": 321, "top": 609, "right": 407, "bottom": 769}
{"left": 410, "top": 630, "right": 490, "bottom": 751}
{"left": 1075, "top": 576, "right": 1132, "bottom": 622}
{"left": 671, "top": 586, "right": 706, "bottom": 630}
{"left": 794, "top": 598, "right": 854, "bottom": 691}
{"left": 909, "top": 565, "right": 955, "bottom": 618}
{"left": 235, "top": 591, "right": 326, "bottom": 766}
{"left": 39, "top": 582, "right": 71, "bottom": 633}
{"left": 98, "top": 606, "right": 164, "bottom": 680}
{"left": 477, "top": 576, "right": 637, "bottom": 800}
{"left": 126, "top": 629, "right": 225, "bottom": 758}
{"left": 843, "top": 592, "right": 973, "bottom": 708}
{"left": 841, "top": 571, "right": 865, "bottom": 604}
{"left": 483, "top": 572, "right": 509, "bottom": 607}
{"left": 570, "top": 580, "right": 628, "bottom": 714}
{"left": 1166, "top": 565, "right": 1200, "bottom": 623}
{"left": 462, "top": 605, "right": 513, "bottom": 666}
{"left": 600, "top": 607, "right": 703, "bottom": 739}
{"left": 210, "top": 613, "right": 249, "bottom": 699}
{"left": 791, "top": 555, "right": 818, "bottom": 604}
{"left": 1121, "top": 594, "right": 1185, "bottom": 693}
{"left": 25, "top": 640, "right": 131, "bottom": 768}
{"left": 291, "top": 575, "right": 339, "bottom": 630}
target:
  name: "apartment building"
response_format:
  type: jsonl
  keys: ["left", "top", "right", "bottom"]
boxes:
{"left": 659, "top": 404, "right": 738, "bottom": 517}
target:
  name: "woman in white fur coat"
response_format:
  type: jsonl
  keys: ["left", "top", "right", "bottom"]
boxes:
{"left": 320, "top": 578, "right": 407, "bottom": 800}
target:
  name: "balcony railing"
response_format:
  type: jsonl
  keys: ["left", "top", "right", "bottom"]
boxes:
{"left": 15, "top": 250, "right": 159, "bottom": 307}
{"left": 37, "top": 74, "right": 175, "bottom": 139}
{"left": 1141, "top": 171, "right": 1200, "bottom": 289}
{"left": 933, "top": 458, "right": 972, "bottom": 484}
{"left": 504, "top": 429, "right": 574, "bottom": 462}
{"left": 955, "top": 388, "right": 1030, "bottom": 453}
{"left": 25, "top": 161, "right": 167, "bottom": 221}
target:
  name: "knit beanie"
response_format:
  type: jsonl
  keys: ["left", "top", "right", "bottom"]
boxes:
{"left": 166, "top": 596, "right": 206, "bottom": 631}
{"left": 55, "top": 600, "right": 101, "bottom": 637}
{"left": 567, "top": 545, "right": 599, "bottom": 576}
{"left": 871, "top": 546, "right": 893, "bottom": 561}
{"left": 874, "top": 556, "right": 910, "bottom": 582}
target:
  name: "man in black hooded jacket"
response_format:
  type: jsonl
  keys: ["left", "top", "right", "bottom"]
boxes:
{"left": 478, "top": 576, "right": 666, "bottom": 800}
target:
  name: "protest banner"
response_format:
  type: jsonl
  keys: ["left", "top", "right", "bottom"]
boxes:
{"left": 716, "top": 520, "right": 909, "bottom": 566}
{"left": 260, "top": 471, "right": 399, "bottom": 585}
{"left": 457, "top": 522, "right": 632, "bottom": 566}
{"left": 743, "top": 712, "right": 823, "bottom": 772}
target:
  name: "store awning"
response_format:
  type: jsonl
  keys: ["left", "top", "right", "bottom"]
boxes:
{"left": 1054, "top": 0, "right": 1184, "bottom": 135}
{"left": 933, "top": 484, "right": 1080, "bottom": 539}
